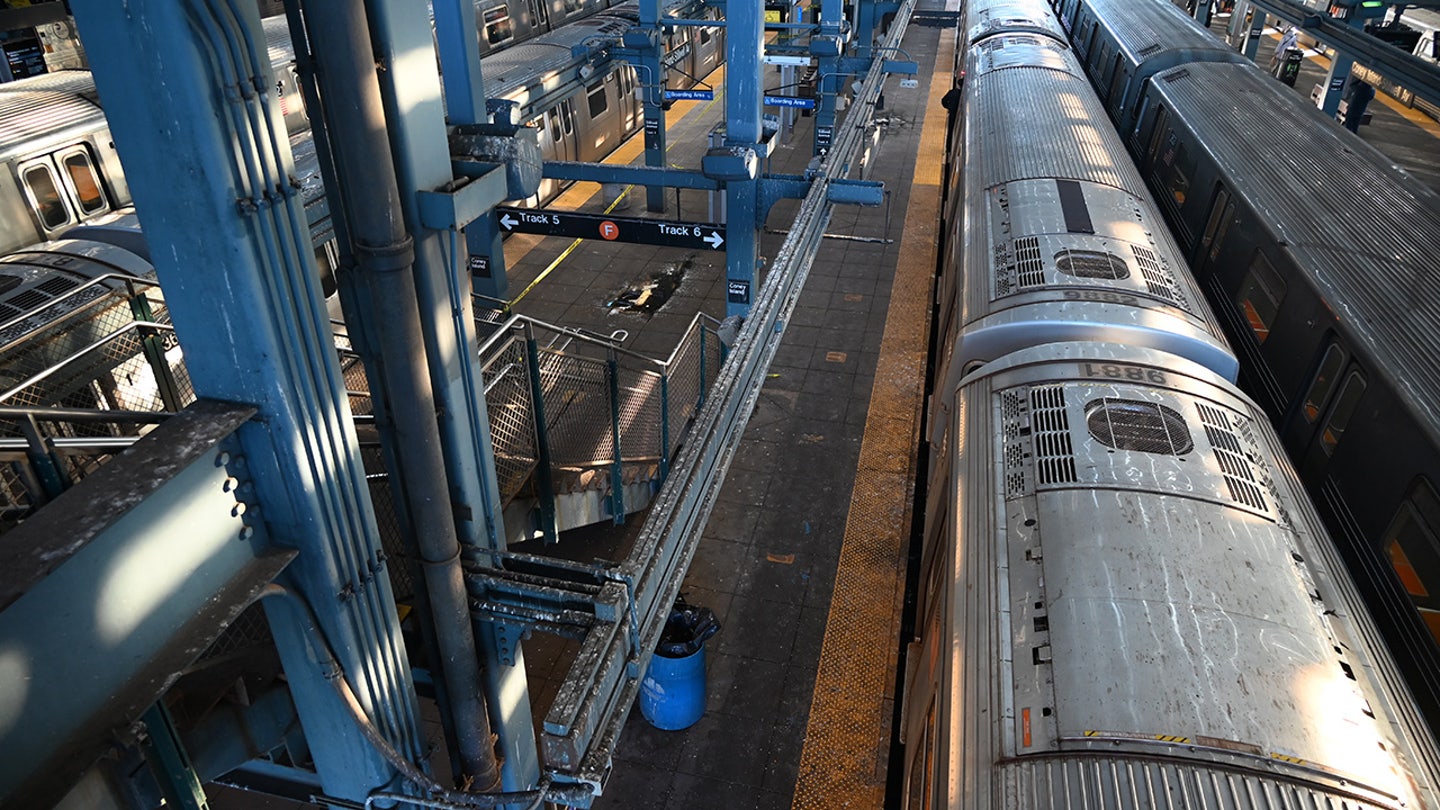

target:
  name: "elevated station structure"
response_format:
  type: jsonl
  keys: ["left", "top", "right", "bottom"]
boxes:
{"left": 0, "top": 0, "right": 930, "bottom": 808}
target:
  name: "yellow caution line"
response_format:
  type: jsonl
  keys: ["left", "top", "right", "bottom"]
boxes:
{"left": 502, "top": 66, "right": 728, "bottom": 288}
{"left": 1262, "top": 30, "right": 1440, "bottom": 139}
{"left": 790, "top": 31, "right": 953, "bottom": 810}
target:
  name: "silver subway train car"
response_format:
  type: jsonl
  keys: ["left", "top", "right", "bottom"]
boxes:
{"left": 904, "top": 0, "right": 1440, "bottom": 805}
{"left": 932, "top": 0, "right": 1235, "bottom": 450}
{"left": 1056, "top": 0, "right": 1440, "bottom": 733}
{"left": 904, "top": 342, "right": 1440, "bottom": 808}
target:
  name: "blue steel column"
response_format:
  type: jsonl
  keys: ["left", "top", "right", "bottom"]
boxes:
{"left": 641, "top": 0, "right": 668, "bottom": 213}
{"left": 1242, "top": 9, "right": 1267, "bottom": 61}
{"left": 67, "top": 0, "right": 425, "bottom": 803}
{"left": 726, "top": 0, "right": 764, "bottom": 317}
{"left": 1192, "top": 0, "right": 1213, "bottom": 26}
{"left": 854, "top": 0, "right": 877, "bottom": 59}
{"left": 433, "top": 0, "right": 510, "bottom": 300}
{"left": 814, "top": 0, "right": 843, "bottom": 157}
{"left": 1316, "top": 12, "right": 1365, "bottom": 117}
{"left": 364, "top": 0, "right": 541, "bottom": 793}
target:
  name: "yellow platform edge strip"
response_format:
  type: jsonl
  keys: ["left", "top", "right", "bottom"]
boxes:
{"left": 789, "top": 28, "right": 954, "bottom": 810}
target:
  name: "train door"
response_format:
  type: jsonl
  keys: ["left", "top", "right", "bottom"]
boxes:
{"left": 532, "top": 102, "right": 576, "bottom": 204}
{"left": 618, "top": 66, "right": 639, "bottom": 135}
{"left": 693, "top": 19, "right": 720, "bottom": 80}
{"left": 1104, "top": 54, "right": 1125, "bottom": 109}
{"left": 1282, "top": 337, "right": 1367, "bottom": 480}
{"left": 578, "top": 78, "right": 614, "bottom": 161}
{"left": 1195, "top": 185, "right": 1235, "bottom": 277}
{"left": 529, "top": 0, "right": 550, "bottom": 34}
{"left": 1382, "top": 478, "right": 1440, "bottom": 653}
{"left": 16, "top": 145, "right": 112, "bottom": 239}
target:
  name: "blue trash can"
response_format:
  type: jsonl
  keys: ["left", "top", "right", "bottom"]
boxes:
{"left": 640, "top": 645, "right": 708, "bottom": 730}
{"left": 639, "top": 599, "right": 719, "bottom": 731}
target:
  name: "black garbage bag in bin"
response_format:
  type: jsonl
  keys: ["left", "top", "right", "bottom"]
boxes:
{"left": 656, "top": 598, "right": 719, "bottom": 657}
{"left": 642, "top": 597, "right": 721, "bottom": 729}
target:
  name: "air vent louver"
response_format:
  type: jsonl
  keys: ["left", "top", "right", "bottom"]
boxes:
{"left": 1014, "top": 237, "right": 1045, "bottom": 288}
{"left": 1030, "top": 385, "right": 1077, "bottom": 484}
{"left": 1002, "top": 390, "right": 1029, "bottom": 498}
{"left": 1134, "top": 245, "right": 1189, "bottom": 309}
{"left": 1197, "top": 402, "right": 1268, "bottom": 512}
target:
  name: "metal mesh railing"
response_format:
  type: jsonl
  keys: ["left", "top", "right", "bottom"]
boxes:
{"left": 0, "top": 274, "right": 197, "bottom": 530}
{"left": 0, "top": 281, "right": 720, "bottom": 539}
{"left": 482, "top": 338, "right": 542, "bottom": 503}
{"left": 476, "top": 312, "right": 723, "bottom": 511}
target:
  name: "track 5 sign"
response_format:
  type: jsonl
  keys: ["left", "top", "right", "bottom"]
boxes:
{"left": 495, "top": 207, "right": 726, "bottom": 250}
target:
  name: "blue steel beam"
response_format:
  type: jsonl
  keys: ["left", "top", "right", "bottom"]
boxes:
{"left": 364, "top": 0, "right": 542, "bottom": 793}
{"left": 814, "top": 0, "right": 844, "bottom": 156}
{"left": 433, "top": 0, "right": 487, "bottom": 126}
{"left": 431, "top": 0, "right": 515, "bottom": 301}
{"left": 723, "top": 0, "right": 765, "bottom": 317}
{"left": 541, "top": 161, "right": 721, "bottom": 189}
{"left": 639, "top": 0, "right": 669, "bottom": 212}
{"left": 66, "top": 1, "right": 428, "bottom": 802}
{"left": 0, "top": 401, "right": 293, "bottom": 808}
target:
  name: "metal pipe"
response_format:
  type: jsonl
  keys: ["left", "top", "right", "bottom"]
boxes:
{"left": 186, "top": 5, "right": 418, "bottom": 750}
{"left": 301, "top": 0, "right": 499, "bottom": 790}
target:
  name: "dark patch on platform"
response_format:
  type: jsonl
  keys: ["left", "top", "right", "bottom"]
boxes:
{"left": 605, "top": 257, "right": 691, "bottom": 314}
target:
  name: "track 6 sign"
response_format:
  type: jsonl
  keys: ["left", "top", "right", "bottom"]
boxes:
{"left": 495, "top": 207, "right": 726, "bottom": 250}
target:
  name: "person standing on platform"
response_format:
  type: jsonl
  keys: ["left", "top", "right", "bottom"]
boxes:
{"left": 1269, "top": 26, "right": 1299, "bottom": 73}
{"left": 1343, "top": 78, "right": 1375, "bottom": 134}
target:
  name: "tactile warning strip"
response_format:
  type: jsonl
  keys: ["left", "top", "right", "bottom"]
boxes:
{"left": 790, "top": 27, "right": 954, "bottom": 810}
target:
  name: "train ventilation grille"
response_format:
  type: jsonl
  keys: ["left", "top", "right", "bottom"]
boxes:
{"left": 1002, "top": 390, "right": 1028, "bottom": 498}
{"left": 994, "top": 242, "right": 1014, "bottom": 297}
{"left": 1030, "top": 385, "right": 1077, "bottom": 485}
{"left": 0, "top": 280, "right": 104, "bottom": 348}
{"left": 36, "top": 276, "right": 80, "bottom": 297}
{"left": 1133, "top": 245, "right": 1189, "bottom": 309}
{"left": 1196, "top": 402, "right": 1268, "bottom": 512}
{"left": 1138, "top": 43, "right": 1163, "bottom": 57}
{"left": 1014, "top": 237, "right": 1045, "bottom": 288}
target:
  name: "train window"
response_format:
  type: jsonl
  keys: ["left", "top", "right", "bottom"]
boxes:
{"left": 1162, "top": 140, "right": 1191, "bottom": 208}
{"left": 1236, "top": 252, "right": 1285, "bottom": 344}
{"left": 560, "top": 100, "right": 574, "bottom": 135}
{"left": 1318, "top": 371, "right": 1365, "bottom": 456}
{"left": 1384, "top": 478, "right": 1440, "bottom": 646}
{"left": 21, "top": 163, "right": 72, "bottom": 231}
{"left": 586, "top": 80, "right": 609, "bottom": 118}
{"left": 561, "top": 0, "right": 585, "bottom": 16}
{"left": 1146, "top": 107, "right": 1169, "bottom": 164}
{"left": 483, "top": 5, "right": 515, "bottom": 45}
{"left": 1207, "top": 201, "right": 1236, "bottom": 265}
{"left": 1201, "top": 189, "right": 1229, "bottom": 250}
{"left": 1085, "top": 398, "right": 1194, "bottom": 456}
{"left": 1054, "top": 249, "right": 1129, "bottom": 279}
{"left": 547, "top": 109, "right": 562, "bottom": 142}
{"left": 700, "top": 26, "right": 712, "bottom": 45}
{"left": 1302, "top": 345, "right": 1346, "bottom": 423}
{"left": 1106, "top": 56, "right": 1124, "bottom": 104}
{"left": 61, "top": 149, "right": 108, "bottom": 215}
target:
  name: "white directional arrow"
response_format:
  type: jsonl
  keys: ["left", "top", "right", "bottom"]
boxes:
{"left": 704, "top": 230, "right": 724, "bottom": 249}
{"left": 500, "top": 213, "right": 517, "bottom": 231}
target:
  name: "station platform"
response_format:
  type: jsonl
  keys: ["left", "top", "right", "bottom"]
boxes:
{"left": 486, "top": 8, "right": 956, "bottom": 810}
{"left": 1209, "top": 13, "right": 1440, "bottom": 193}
